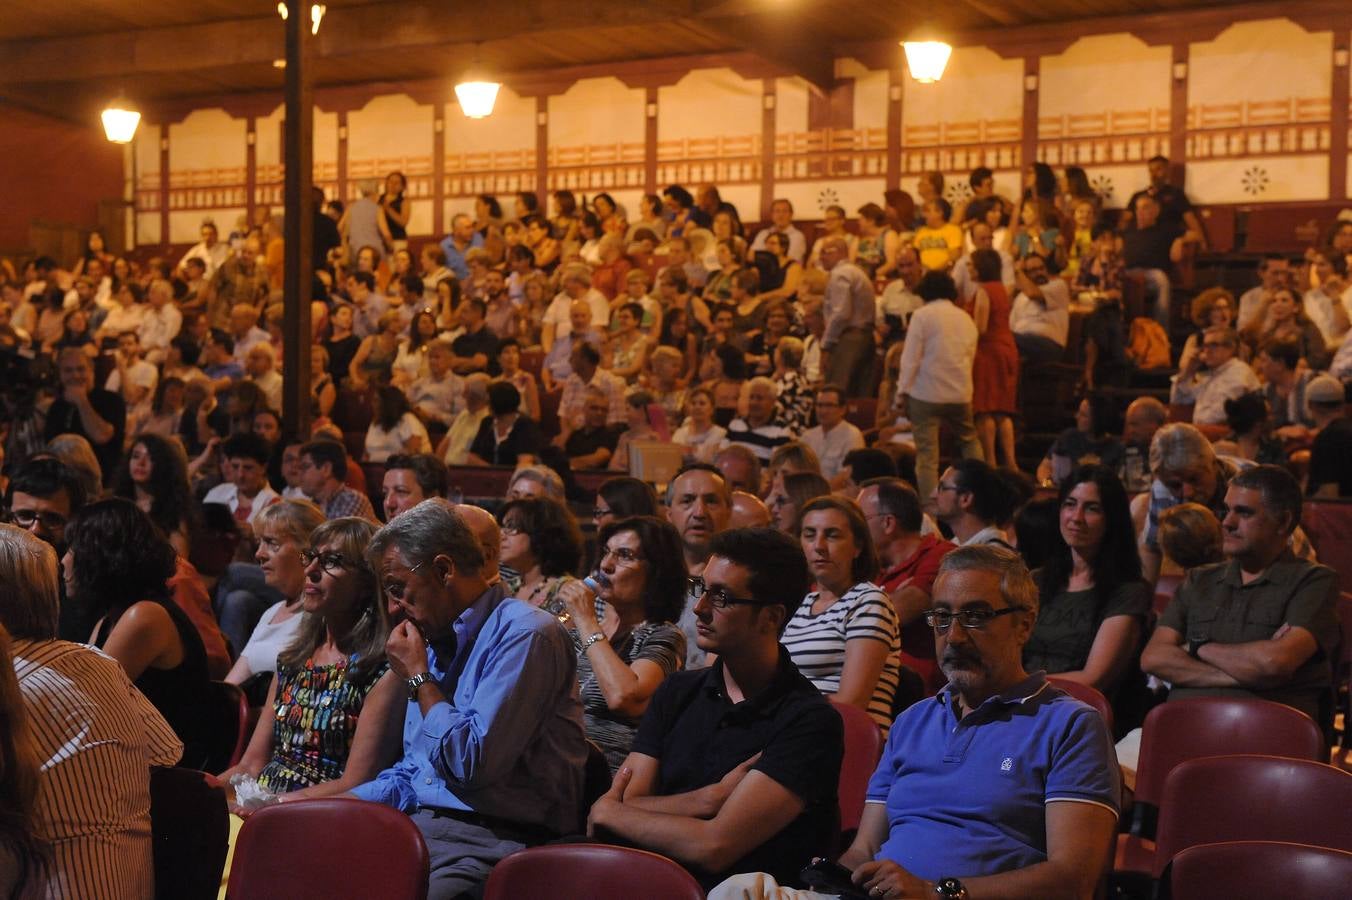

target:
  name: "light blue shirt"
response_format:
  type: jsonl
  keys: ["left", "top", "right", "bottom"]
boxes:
{"left": 352, "top": 584, "right": 587, "bottom": 835}
{"left": 440, "top": 233, "right": 485, "bottom": 281}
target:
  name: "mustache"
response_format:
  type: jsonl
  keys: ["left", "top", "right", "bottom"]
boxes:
{"left": 942, "top": 647, "right": 982, "bottom": 667}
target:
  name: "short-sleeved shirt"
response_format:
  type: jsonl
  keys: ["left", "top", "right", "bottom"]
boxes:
{"left": 451, "top": 327, "right": 501, "bottom": 375}
{"left": 1156, "top": 554, "right": 1340, "bottom": 721}
{"left": 575, "top": 621, "right": 685, "bottom": 773}
{"left": 630, "top": 647, "right": 843, "bottom": 889}
{"left": 1122, "top": 222, "right": 1183, "bottom": 272}
{"left": 866, "top": 674, "right": 1120, "bottom": 882}
{"left": 723, "top": 418, "right": 793, "bottom": 461}
{"left": 564, "top": 423, "right": 626, "bottom": 463}
{"left": 468, "top": 414, "right": 543, "bottom": 466}
{"left": 782, "top": 582, "right": 902, "bottom": 730}
{"left": 1024, "top": 579, "right": 1151, "bottom": 677}
{"left": 878, "top": 535, "right": 955, "bottom": 682}
{"left": 44, "top": 389, "right": 126, "bottom": 484}
{"left": 1307, "top": 417, "right": 1352, "bottom": 497}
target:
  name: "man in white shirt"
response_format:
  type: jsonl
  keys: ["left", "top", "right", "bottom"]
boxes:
{"left": 877, "top": 247, "right": 923, "bottom": 330}
{"left": 801, "top": 384, "right": 865, "bottom": 480}
{"left": 3, "top": 524, "right": 182, "bottom": 900}
{"left": 245, "top": 343, "right": 284, "bottom": 412}
{"left": 1170, "top": 325, "right": 1261, "bottom": 426}
{"left": 105, "top": 330, "right": 159, "bottom": 413}
{"left": 1009, "top": 255, "right": 1071, "bottom": 366}
{"left": 138, "top": 278, "right": 183, "bottom": 365}
{"left": 894, "top": 270, "right": 984, "bottom": 503}
{"left": 952, "top": 222, "right": 1015, "bottom": 303}
{"left": 178, "top": 220, "right": 231, "bottom": 279}
{"left": 229, "top": 303, "right": 272, "bottom": 366}
{"left": 407, "top": 341, "right": 465, "bottom": 426}
{"left": 748, "top": 198, "right": 807, "bottom": 263}
{"left": 541, "top": 263, "right": 609, "bottom": 352}
{"left": 1236, "top": 254, "right": 1290, "bottom": 331}
{"left": 203, "top": 432, "right": 281, "bottom": 530}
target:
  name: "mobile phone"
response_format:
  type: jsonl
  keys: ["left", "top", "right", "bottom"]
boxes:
{"left": 800, "top": 857, "right": 871, "bottom": 900}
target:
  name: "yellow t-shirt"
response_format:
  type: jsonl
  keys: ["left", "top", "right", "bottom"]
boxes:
{"left": 914, "top": 223, "right": 962, "bottom": 271}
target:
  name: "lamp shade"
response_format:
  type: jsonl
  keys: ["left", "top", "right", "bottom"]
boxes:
{"left": 902, "top": 41, "right": 953, "bottom": 84}
{"left": 454, "top": 80, "right": 501, "bottom": 119}
{"left": 101, "top": 103, "right": 141, "bottom": 143}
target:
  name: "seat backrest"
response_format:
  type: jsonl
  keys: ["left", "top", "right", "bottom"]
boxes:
{"left": 830, "top": 700, "right": 883, "bottom": 834}
{"left": 1300, "top": 500, "right": 1352, "bottom": 593}
{"left": 1170, "top": 841, "right": 1352, "bottom": 900}
{"left": 1153, "top": 756, "right": 1352, "bottom": 877}
{"left": 150, "top": 767, "right": 229, "bottom": 900}
{"left": 484, "top": 845, "right": 703, "bottom": 900}
{"left": 1046, "top": 676, "right": 1113, "bottom": 734}
{"left": 200, "top": 680, "right": 250, "bottom": 775}
{"left": 227, "top": 798, "right": 429, "bottom": 900}
{"left": 1134, "top": 698, "right": 1325, "bottom": 808}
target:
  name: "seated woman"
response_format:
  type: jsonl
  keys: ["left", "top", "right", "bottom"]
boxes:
{"left": 364, "top": 385, "right": 431, "bottom": 463}
{"left": 347, "top": 310, "right": 402, "bottom": 390}
{"left": 784, "top": 496, "right": 902, "bottom": 731}
{"left": 223, "top": 500, "right": 327, "bottom": 691}
{"left": 1035, "top": 393, "right": 1125, "bottom": 486}
{"left": 113, "top": 433, "right": 197, "bottom": 557}
{"left": 593, "top": 475, "right": 660, "bottom": 532}
{"left": 1024, "top": 464, "right": 1149, "bottom": 699}
{"left": 65, "top": 498, "right": 211, "bottom": 764}
{"left": 765, "top": 471, "right": 831, "bottom": 536}
{"left": 220, "top": 518, "right": 403, "bottom": 804}
{"left": 608, "top": 391, "right": 670, "bottom": 473}
{"left": 1240, "top": 287, "right": 1330, "bottom": 370}
{"left": 605, "top": 302, "right": 651, "bottom": 383}
{"left": 498, "top": 496, "right": 585, "bottom": 614}
{"left": 1213, "top": 391, "right": 1285, "bottom": 465}
{"left": 1177, "top": 287, "right": 1235, "bottom": 373}
{"left": 554, "top": 516, "right": 687, "bottom": 772}
{"left": 670, "top": 387, "right": 726, "bottom": 463}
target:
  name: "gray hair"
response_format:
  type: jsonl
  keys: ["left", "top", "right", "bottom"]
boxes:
{"left": 0, "top": 524, "right": 60, "bottom": 640}
{"left": 746, "top": 376, "right": 777, "bottom": 396}
{"left": 464, "top": 372, "right": 491, "bottom": 402}
{"left": 934, "top": 543, "right": 1039, "bottom": 618}
{"left": 776, "top": 336, "right": 804, "bottom": 369}
{"left": 509, "top": 464, "right": 565, "bottom": 500}
{"left": 366, "top": 498, "right": 484, "bottom": 576}
{"left": 1149, "top": 422, "right": 1215, "bottom": 476}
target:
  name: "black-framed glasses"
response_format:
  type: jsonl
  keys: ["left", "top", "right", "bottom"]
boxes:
{"left": 688, "top": 576, "right": 772, "bottom": 610}
{"left": 924, "top": 606, "right": 1027, "bottom": 631}
{"left": 592, "top": 507, "right": 613, "bottom": 519}
{"left": 383, "top": 560, "right": 427, "bottom": 600}
{"left": 9, "top": 509, "right": 67, "bottom": 531}
{"left": 300, "top": 549, "right": 354, "bottom": 576}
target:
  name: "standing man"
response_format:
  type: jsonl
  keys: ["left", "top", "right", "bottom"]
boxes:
{"left": 894, "top": 271, "right": 983, "bottom": 502}
{"left": 44, "top": 348, "right": 125, "bottom": 486}
{"left": 1142, "top": 465, "right": 1339, "bottom": 724}
{"left": 353, "top": 500, "right": 586, "bottom": 898}
{"left": 666, "top": 463, "right": 733, "bottom": 669}
{"left": 819, "top": 237, "right": 878, "bottom": 397}
{"left": 203, "top": 236, "right": 269, "bottom": 331}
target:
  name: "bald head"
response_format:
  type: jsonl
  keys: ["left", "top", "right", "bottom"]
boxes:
{"left": 453, "top": 503, "right": 501, "bottom": 582}
{"left": 1124, "top": 396, "right": 1168, "bottom": 446}
{"left": 728, "top": 491, "right": 772, "bottom": 529}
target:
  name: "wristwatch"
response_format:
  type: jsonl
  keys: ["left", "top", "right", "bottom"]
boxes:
{"left": 405, "top": 671, "right": 435, "bottom": 698}
{"left": 934, "top": 878, "right": 968, "bottom": 899}
{"left": 1187, "top": 637, "right": 1211, "bottom": 659}
{"left": 580, "top": 632, "right": 607, "bottom": 653}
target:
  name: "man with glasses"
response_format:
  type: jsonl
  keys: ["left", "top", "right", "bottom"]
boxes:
{"left": 589, "top": 527, "right": 843, "bottom": 892}
{"left": 352, "top": 499, "right": 586, "bottom": 898}
{"left": 800, "top": 384, "right": 864, "bottom": 481}
{"left": 298, "top": 439, "right": 377, "bottom": 523}
{"left": 1169, "top": 325, "right": 1259, "bottom": 426}
{"left": 932, "top": 458, "right": 1015, "bottom": 548}
{"left": 712, "top": 544, "right": 1119, "bottom": 900}
{"left": 5, "top": 458, "right": 89, "bottom": 640}
{"left": 1009, "top": 254, "right": 1071, "bottom": 366}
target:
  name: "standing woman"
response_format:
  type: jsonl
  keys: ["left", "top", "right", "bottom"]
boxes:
{"left": 785, "top": 496, "right": 902, "bottom": 731}
{"left": 114, "top": 433, "right": 198, "bottom": 557}
{"left": 554, "top": 516, "right": 687, "bottom": 772}
{"left": 968, "top": 248, "right": 1020, "bottom": 471}
{"left": 498, "top": 496, "right": 585, "bottom": 613}
{"left": 1024, "top": 464, "right": 1149, "bottom": 699}
{"left": 64, "top": 499, "right": 211, "bottom": 764}
{"left": 220, "top": 518, "right": 404, "bottom": 802}
{"left": 378, "top": 171, "right": 410, "bottom": 253}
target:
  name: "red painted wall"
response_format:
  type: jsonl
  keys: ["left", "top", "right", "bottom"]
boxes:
{"left": 0, "top": 102, "right": 125, "bottom": 251}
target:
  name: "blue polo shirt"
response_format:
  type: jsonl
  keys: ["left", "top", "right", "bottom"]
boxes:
{"left": 865, "top": 673, "right": 1119, "bottom": 881}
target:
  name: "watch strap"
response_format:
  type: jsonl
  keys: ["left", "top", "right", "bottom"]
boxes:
{"left": 406, "top": 671, "right": 434, "bottom": 697}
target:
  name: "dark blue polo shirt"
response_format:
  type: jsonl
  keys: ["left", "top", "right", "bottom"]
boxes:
{"left": 630, "top": 646, "right": 843, "bottom": 889}
{"left": 866, "top": 673, "right": 1119, "bottom": 881}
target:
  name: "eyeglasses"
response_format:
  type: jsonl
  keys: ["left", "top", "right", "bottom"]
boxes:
{"left": 384, "top": 559, "right": 427, "bottom": 601}
{"left": 501, "top": 522, "right": 524, "bottom": 536}
{"left": 924, "top": 606, "right": 1028, "bottom": 631}
{"left": 935, "top": 482, "right": 965, "bottom": 494}
{"left": 300, "top": 549, "right": 353, "bottom": 576}
{"left": 10, "top": 509, "right": 67, "bottom": 531}
{"left": 592, "top": 507, "right": 613, "bottom": 520}
{"left": 600, "top": 545, "right": 643, "bottom": 565}
{"left": 688, "top": 575, "right": 772, "bottom": 610}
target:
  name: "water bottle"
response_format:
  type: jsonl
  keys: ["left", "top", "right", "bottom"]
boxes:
{"left": 557, "top": 571, "right": 609, "bottom": 626}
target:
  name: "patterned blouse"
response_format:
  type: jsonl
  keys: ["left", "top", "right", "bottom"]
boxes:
{"left": 574, "top": 622, "right": 685, "bottom": 773}
{"left": 257, "top": 654, "right": 389, "bottom": 794}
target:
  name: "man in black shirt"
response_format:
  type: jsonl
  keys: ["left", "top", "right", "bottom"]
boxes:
{"left": 564, "top": 388, "right": 624, "bottom": 470}
{"left": 44, "top": 348, "right": 125, "bottom": 485}
{"left": 588, "top": 528, "right": 843, "bottom": 891}
{"left": 1121, "top": 195, "right": 1193, "bottom": 329}
{"left": 450, "top": 298, "right": 500, "bottom": 375}
{"left": 1125, "top": 155, "right": 1204, "bottom": 236}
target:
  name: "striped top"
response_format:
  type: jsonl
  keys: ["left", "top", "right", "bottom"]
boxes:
{"left": 13, "top": 639, "right": 183, "bottom": 900}
{"left": 723, "top": 417, "right": 793, "bottom": 461}
{"left": 782, "top": 582, "right": 902, "bottom": 731}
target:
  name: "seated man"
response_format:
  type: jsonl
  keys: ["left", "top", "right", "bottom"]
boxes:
{"left": 2, "top": 524, "right": 183, "bottom": 898}
{"left": 44, "top": 347, "right": 125, "bottom": 485}
{"left": 1141, "top": 465, "right": 1339, "bottom": 724}
{"left": 352, "top": 499, "right": 587, "bottom": 898}
{"left": 588, "top": 527, "right": 843, "bottom": 891}
{"left": 1008, "top": 255, "right": 1070, "bottom": 367}
{"left": 297, "top": 438, "right": 378, "bottom": 522}
{"left": 381, "top": 452, "right": 450, "bottom": 521}
{"left": 203, "top": 432, "right": 280, "bottom": 531}
{"left": 712, "top": 544, "right": 1120, "bottom": 900}
{"left": 724, "top": 377, "right": 793, "bottom": 463}
{"left": 565, "top": 386, "right": 626, "bottom": 470}
{"left": 1121, "top": 194, "right": 1192, "bottom": 329}
{"left": 1169, "top": 326, "right": 1259, "bottom": 427}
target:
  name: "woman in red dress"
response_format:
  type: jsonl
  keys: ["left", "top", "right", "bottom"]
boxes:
{"left": 968, "top": 248, "right": 1020, "bottom": 470}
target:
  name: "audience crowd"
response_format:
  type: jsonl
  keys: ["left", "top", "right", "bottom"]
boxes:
{"left": 1, "top": 161, "right": 1349, "bottom": 899}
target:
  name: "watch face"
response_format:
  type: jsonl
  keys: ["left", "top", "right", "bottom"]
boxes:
{"left": 936, "top": 878, "right": 965, "bottom": 897}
